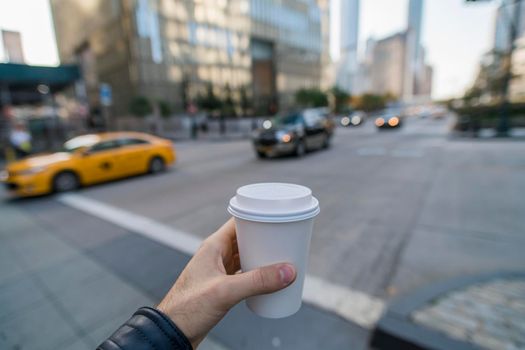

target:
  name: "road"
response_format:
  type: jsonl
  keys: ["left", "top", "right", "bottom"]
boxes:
{"left": 35, "top": 116, "right": 525, "bottom": 296}
{"left": 2, "top": 115, "right": 525, "bottom": 349}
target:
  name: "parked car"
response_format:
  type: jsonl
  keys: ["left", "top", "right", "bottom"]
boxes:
{"left": 252, "top": 109, "right": 334, "bottom": 158}
{"left": 1, "top": 132, "right": 176, "bottom": 197}
{"left": 341, "top": 111, "right": 366, "bottom": 127}
{"left": 374, "top": 110, "right": 403, "bottom": 130}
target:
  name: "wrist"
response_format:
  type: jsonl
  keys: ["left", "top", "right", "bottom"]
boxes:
{"left": 157, "top": 302, "right": 201, "bottom": 349}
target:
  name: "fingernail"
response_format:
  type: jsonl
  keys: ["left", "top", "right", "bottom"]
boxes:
{"left": 279, "top": 264, "right": 295, "bottom": 285}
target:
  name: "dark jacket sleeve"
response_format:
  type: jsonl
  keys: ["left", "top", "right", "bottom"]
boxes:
{"left": 97, "top": 307, "right": 193, "bottom": 350}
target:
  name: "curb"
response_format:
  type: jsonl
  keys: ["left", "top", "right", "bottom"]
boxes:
{"left": 370, "top": 271, "right": 525, "bottom": 350}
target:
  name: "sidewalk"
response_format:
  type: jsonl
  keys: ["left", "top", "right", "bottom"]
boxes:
{"left": 371, "top": 272, "right": 525, "bottom": 350}
{"left": 413, "top": 276, "right": 525, "bottom": 349}
{"left": 0, "top": 200, "right": 227, "bottom": 349}
{"left": 0, "top": 196, "right": 369, "bottom": 350}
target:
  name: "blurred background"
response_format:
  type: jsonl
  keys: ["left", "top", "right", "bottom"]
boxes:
{"left": 1, "top": 1, "right": 524, "bottom": 350}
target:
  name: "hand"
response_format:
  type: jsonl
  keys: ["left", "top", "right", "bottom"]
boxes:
{"left": 157, "top": 218, "right": 296, "bottom": 348}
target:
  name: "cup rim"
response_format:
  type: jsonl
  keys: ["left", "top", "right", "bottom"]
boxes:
{"left": 228, "top": 197, "right": 320, "bottom": 223}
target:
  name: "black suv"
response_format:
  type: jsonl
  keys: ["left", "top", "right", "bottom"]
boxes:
{"left": 252, "top": 108, "right": 334, "bottom": 158}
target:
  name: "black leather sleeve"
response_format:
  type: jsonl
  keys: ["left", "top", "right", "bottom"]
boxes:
{"left": 97, "top": 307, "right": 193, "bottom": 350}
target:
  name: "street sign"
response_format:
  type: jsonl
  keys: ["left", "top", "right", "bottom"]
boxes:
{"left": 99, "top": 83, "right": 112, "bottom": 106}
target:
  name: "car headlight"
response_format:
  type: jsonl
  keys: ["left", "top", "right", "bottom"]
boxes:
{"left": 341, "top": 116, "right": 350, "bottom": 126}
{"left": 262, "top": 120, "right": 272, "bottom": 129}
{"left": 0, "top": 170, "right": 7, "bottom": 181}
{"left": 375, "top": 118, "right": 385, "bottom": 127}
{"left": 388, "top": 117, "right": 400, "bottom": 127}
{"left": 18, "top": 166, "right": 47, "bottom": 175}
{"left": 276, "top": 130, "right": 292, "bottom": 143}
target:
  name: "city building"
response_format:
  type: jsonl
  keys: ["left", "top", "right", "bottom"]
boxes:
{"left": 352, "top": 37, "right": 375, "bottom": 95}
{"left": 474, "top": 0, "right": 525, "bottom": 103}
{"left": 493, "top": 0, "right": 525, "bottom": 53}
{"left": 421, "top": 63, "right": 433, "bottom": 97}
{"left": 1, "top": 30, "right": 25, "bottom": 64}
{"left": 364, "top": 0, "right": 432, "bottom": 100}
{"left": 370, "top": 32, "right": 408, "bottom": 98}
{"left": 318, "top": 0, "right": 335, "bottom": 90}
{"left": 405, "top": 0, "right": 422, "bottom": 97}
{"left": 250, "top": 0, "right": 322, "bottom": 111}
{"left": 50, "top": 0, "right": 322, "bottom": 117}
{"left": 336, "top": 0, "right": 359, "bottom": 93}
{"left": 407, "top": 0, "right": 422, "bottom": 63}
{"left": 406, "top": 0, "right": 436, "bottom": 98}
{"left": 510, "top": 37, "right": 525, "bottom": 102}
{"left": 493, "top": 0, "right": 525, "bottom": 102}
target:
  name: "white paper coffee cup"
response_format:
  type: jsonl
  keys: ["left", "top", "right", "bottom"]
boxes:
{"left": 228, "top": 183, "right": 320, "bottom": 318}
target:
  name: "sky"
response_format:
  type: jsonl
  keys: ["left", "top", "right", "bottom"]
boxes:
{"left": 331, "top": 0, "right": 499, "bottom": 99}
{"left": 0, "top": 0, "right": 59, "bottom": 66}
{"left": 0, "top": 0, "right": 499, "bottom": 100}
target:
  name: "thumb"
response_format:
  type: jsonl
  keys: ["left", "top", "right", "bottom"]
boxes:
{"left": 223, "top": 263, "right": 296, "bottom": 306}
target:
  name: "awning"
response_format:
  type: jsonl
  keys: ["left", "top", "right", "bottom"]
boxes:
{"left": 0, "top": 63, "right": 80, "bottom": 85}
{"left": 0, "top": 63, "right": 81, "bottom": 105}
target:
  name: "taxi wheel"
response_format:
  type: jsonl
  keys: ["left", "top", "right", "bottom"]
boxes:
{"left": 149, "top": 157, "right": 165, "bottom": 174}
{"left": 53, "top": 171, "right": 79, "bottom": 193}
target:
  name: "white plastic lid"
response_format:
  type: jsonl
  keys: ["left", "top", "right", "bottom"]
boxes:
{"left": 228, "top": 183, "right": 320, "bottom": 223}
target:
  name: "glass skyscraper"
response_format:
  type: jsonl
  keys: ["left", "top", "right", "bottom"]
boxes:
{"left": 50, "top": 0, "right": 322, "bottom": 116}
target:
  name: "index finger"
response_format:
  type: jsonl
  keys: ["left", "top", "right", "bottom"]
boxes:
{"left": 207, "top": 217, "right": 236, "bottom": 247}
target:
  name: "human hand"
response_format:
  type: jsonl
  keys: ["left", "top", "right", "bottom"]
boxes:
{"left": 157, "top": 218, "right": 296, "bottom": 348}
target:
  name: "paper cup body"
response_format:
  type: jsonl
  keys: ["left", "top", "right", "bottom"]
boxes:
{"left": 228, "top": 183, "right": 319, "bottom": 318}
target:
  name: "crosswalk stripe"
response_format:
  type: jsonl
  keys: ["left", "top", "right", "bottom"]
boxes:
{"left": 58, "top": 193, "right": 385, "bottom": 329}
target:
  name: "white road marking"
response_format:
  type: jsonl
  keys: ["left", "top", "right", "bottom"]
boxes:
{"left": 390, "top": 149, "right": 424, "bottom": 158}
{"left": 58, "top": 193, "right": 385, "bottom": 328}
{"left": 357, "top": 147, "right": 424, "bottom": 158}
{"left": 356, "top": 147, "right": 387, "bottom": 156}
{"left": 58, "top": 193, "right": 201, "bottom": 256}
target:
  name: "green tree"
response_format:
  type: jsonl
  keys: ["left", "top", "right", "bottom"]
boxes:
{"left": 295, "top": 88, "right": 328, "bottom": 108}
{"left": 221, "top": 84, "right": 236, "bottom": 117}
{"left": 197, "top": 82, "right": 222, "bottom": 112}
{"left": 354, "top": 93, "right": 393, "bottom": 112}
{"left": 239, "top": 85, "right": 252, "bottom": 116}
{"left": 157, "top": 100, "right": 172, "bottom": 118}
{"left": 129, "top": 96, "right": 152, "bottom": 117}
{"left": 181, "top": 75, "right": 190, "bottom": 111}
{"left": 329, "top": 86, "right": 351, "bottom": 113}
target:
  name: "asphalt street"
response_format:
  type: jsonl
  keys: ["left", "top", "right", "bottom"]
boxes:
{"left": 2, "top": 115, "right": 525, "bottom": 349}
{"left": 28, "top": 115, "right": 525, "bottom": 297}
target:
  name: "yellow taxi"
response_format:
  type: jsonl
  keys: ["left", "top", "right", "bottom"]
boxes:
{"left": 1, "top": 132, "right": 176, "bottom": 197}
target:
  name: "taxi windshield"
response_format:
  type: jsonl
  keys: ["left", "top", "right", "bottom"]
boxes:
{"left": 62, "top": 135, "right": 100, "bottom": 152}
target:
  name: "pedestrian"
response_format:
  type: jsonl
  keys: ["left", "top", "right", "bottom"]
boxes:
{"left": 98, "top": 219, "right": 296, "bottom": 350}
{"left": 9, "top": 123, "right": 32, "bottom": 159}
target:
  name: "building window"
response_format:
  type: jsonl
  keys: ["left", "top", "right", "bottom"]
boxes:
{"left": 135, "top": 0, "right": 163, "bottom": 63}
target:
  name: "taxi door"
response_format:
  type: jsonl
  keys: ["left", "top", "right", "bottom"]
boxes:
{"left": 80, "top": 140, "right": 126, "bottom": 184}
{"left": 117, "top": 138, "right": 151, "bottom": 175}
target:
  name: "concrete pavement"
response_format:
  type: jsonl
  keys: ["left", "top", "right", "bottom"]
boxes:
{"left": 413, "top": 275, "right": 525, "bottom": 349}
{"left": 0, "top": 198, "right": 369, "bottom": 349}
